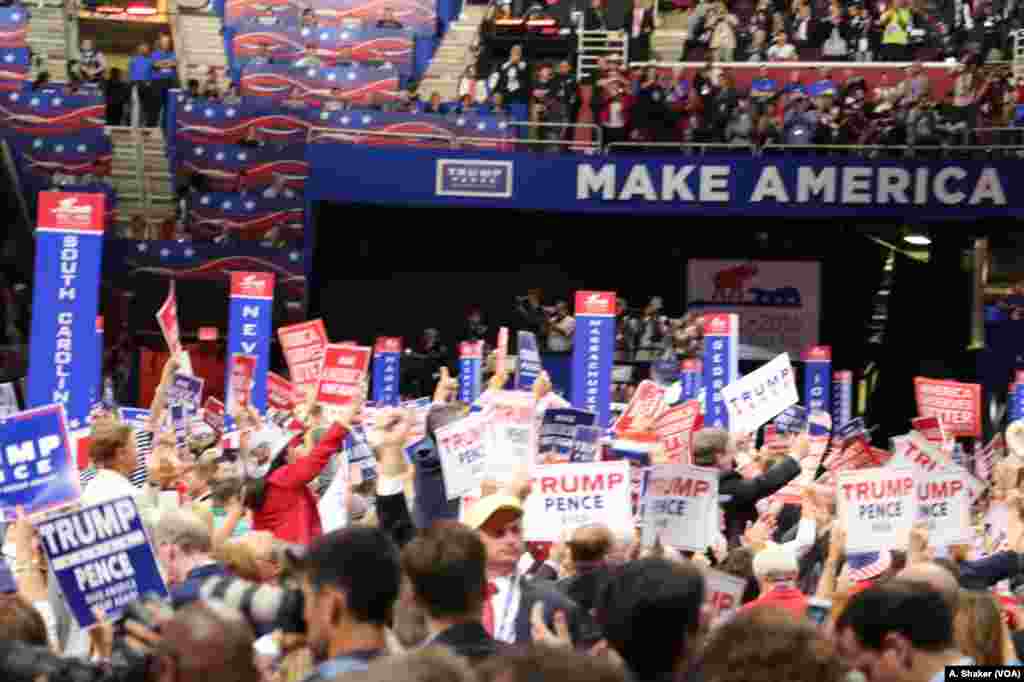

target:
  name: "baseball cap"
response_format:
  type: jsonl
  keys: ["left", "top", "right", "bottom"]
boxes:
{"left": 464, "top": 494, "right": 524, "bottom": 531}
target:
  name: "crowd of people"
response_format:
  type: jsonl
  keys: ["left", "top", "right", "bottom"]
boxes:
{"left": 5, "top": 346, "right": 1024, "bottom": 682}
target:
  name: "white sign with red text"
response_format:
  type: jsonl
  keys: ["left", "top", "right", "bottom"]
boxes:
{"left": 720, "top": 353, "right": 799, "bottom": 434}
{"left": 484, "top": 390, "right": 537, "bottom": 481}
{"left": 838, "top": 467, "right": 916, "bottom": 552}
{"left": 436, "top": 413, "right": 490, "bottom": 500}
{"left": 705, "top": 569, "right": 747, "bottom": 626}
{"left": 316, "top": 344, "right": 372, "bottom": 407}
{"left": 916, "top": 470, "right": 971, "bottom": 548}
{"left": 640, "top": 464, "right": 719, "bottom": 551}
{"left": 523, "top": 461, "right": 632, "bottom": 542}
{"left": 267, "top": 372, "right": 295, "bottom": 412}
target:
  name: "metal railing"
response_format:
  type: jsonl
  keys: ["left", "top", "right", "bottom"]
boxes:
{"left": 763, "top": 143, "right": 1024, "bottom": 158}
{"left": 307, "top": 126, "right": 457, "bottom": 146}
{"left": 307, "top": 122, "right": 604, "bottom": 152}
{"left": 505, "top": 121, "right": 603, "bottom": 148}
{"left": 605, "top": 141, "right": 755, "bottom": 154}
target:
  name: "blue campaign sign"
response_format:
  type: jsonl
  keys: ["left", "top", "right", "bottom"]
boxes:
{"left": 118, "top": 408, "right": 152, "bottom": 432}
{"left": 836, "top": 417, "right": 868, "bottom": 444}
{"left": 539, "top": 408, "right": 597, "bottom": 462}
{"left": 571, "top": 425, "right": 603, "bottom": 463}
{"left": 304, "top": 145, "right": 1021, "bottom": 219}
{"left": 0, "top": 404, "right": 80, "bottom": 520}
{"left": 680, "top": 359, "right": 702, "bottom": 403}
{"left": 774, "top": 405, "right": 809, "bottom": 434}
{"left": 515, "top": 331, "right": 543, "bottom": 391}
{"left": 832, "top": 370, "right": 854, "bottom": 428}
{"left": 571, "top": 292, "right": 617, "bottom": 428}
{"left": 458, "top": 341, "right": 484, "bottom": 404}
{"left": 1014, "top": 383, "right": 1024, "bottom": 423}
{"left": 225, "top": 272, "right": 275, "bottom": 426}
{"left": 36, "top": 496, "right": 168, "bottom": 628}
{"left": 372, "top": 338, "right": 402, "bottom": 407}
{"left": 802, "top": 346, "right": 832, "bottom": 414}
{"left": 702, "top": 314, "right": 739, "bottom": 429}
{"left": 27, "top": 192, "right": 107, "bottom": 431}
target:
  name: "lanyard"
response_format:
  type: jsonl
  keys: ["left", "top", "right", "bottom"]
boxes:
{"left": 494, "top": 574, "right": 520, "bottom": 643}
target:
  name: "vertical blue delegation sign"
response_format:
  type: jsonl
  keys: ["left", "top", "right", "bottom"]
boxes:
{"left": 702, "top": 313, "right": 739, "bottom": 430}
{"left": 224, "top": 272, "right": 275, "bottom": 424}
{"left": 802, "top": 346, "right": 832, "bottom": 415}
{"left": 27, "top": 192, "right": 106, "bottom": 431}
{"left": 372, "top": 337, "right": 402, "bottom": 406}
{"left": 571, "top": 291, "right": 617, "bottom": 428}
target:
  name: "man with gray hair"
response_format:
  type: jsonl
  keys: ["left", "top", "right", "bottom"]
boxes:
{"left": 692, "top": 428, "right": 804, "bottom": 547}
{"left": 154, "top": 508, "right": 229, "bottom": 606}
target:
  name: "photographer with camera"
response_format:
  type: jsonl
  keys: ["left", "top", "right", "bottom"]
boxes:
{"left": 515, "top": 289, "right": 548, "bottom": 346}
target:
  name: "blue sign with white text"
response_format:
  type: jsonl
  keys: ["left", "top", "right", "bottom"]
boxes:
{"left": 458, "top": 341, "right": 483, "bottom": 404}
{"left": 1014, "top": 383, "right": 1024, "bottom": 423}
{"left": 225, "top": 273, "right": 275, "bottom": 427}
{"left": 571, "top": 292, "right": 617, "bottom": 428}
{"left": 36, "top": 496, "right": 168, "bottom": 628}
{"left": 27, "top": 193, "right": 107, "bottom": 432}
{"left": 539, "top": 408, "right": 597, "bottom": 461}
{"left": 0, "top": 404, "right": 80, "bottom": 521}
{"left": 702, "top": 314, "right": 739, "bottom": 429}
{"left": 803, "top": 348, "right": 831, "bottom": 415}
{"left": 372, "top": 338, "right": 401, "bottom": 407}
{"left": 832, "top": 371, "right": 853, "bottom": 429}
{"left": 305, "top": 145, "right": 1022, "bottom": 219}
{"left": 515, "top": 331, "right": 543, "bottom": 391}
{"left": 118, "top": 408, "right": 152, "bottom": 432}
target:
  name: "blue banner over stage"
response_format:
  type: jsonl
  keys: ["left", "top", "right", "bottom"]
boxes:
{"left": 304, "top": 145, "right": 1021, "bottom": 218}
{"left": 571, "top": 292, "right": 617, "bottom": 428}
{"left": 26, "top": 192, "right": 106, "bottom": 431}
{"left": 0, "top": 404, "right": 80, "bottom": 521}
{"left": 225, "top": 272, "right": 275, "bottom": 426}
{"left": 372, "top": 337, "right": 402, "bottom": 407}
{"left": 516, "top": 331, "right": 542, "bottom": 391}
{"left": 36, "top": 496, "right": 168, "bottom": 628}
{"left": 833, "top": 370, "right": 854, "bottom": 428}
{"left": 802, "top": 346, "right": 832, "bottom": 415}
{"left": 702, "top": 314, "right": 739, "bottom": 430}
{"left": 458, "top": 341, "right": 483, "bottom": 404}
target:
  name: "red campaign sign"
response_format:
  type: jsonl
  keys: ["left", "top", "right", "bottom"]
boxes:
{"left": 654, "top": 400, "right": 703, "bottom": 463}
{"left": 230, "top": 271, "right": 275, "bottom": 299}
{"left": 912, "top": 416, "right": 950, "bottom": 454}
{"left": 203, "top": 397, "right": 225, "bottom": 433}
{"left": 913, "top": 377, "right": 982, "bottom": 438}
{"left": 278, "top": 319, "right": 328, "bottom": 392}
{"left": 267, "top": 371, "right": 295, "bottom": 411}
{"left": 802, "top": 345, "right": 832, "bottom": 362}
{"left": 496, "top": 327, "right": 509, "bottom": 376}
{"left": 574, "top": 291, "right": 617, "bottom": 317}
{"left": 613, "top": 379, "right": 665, "bottom": 443}
{"left": 316, "top": 344, "right": 372, "bottom": 406}
{"left": 156, "top": 280, "right": 182, "bottom": 354}
{"left": 229, "top": 354, "right": 257, "bottom": 411}
{"left": 374, "top": 337, "right": 402, "bottom": 354}
{"left": 198, "top": 326, "right": 218, "bottom": 341}
{"left": 36, "top": 191, "right": 105, "bottom": 233}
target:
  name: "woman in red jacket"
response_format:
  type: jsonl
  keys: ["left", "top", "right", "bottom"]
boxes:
{"left": 244, "top": 419, "right": 349, "bottom": 545}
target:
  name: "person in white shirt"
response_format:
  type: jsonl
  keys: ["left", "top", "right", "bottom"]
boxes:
{"left": 766, "top": 31, "right": 798, "bottom": 61}
{"left": 546, "top": 301, "right": 575, "bottom": 352}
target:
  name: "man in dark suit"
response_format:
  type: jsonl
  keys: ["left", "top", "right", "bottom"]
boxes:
{"left": 401, "top": 523, "right": 506, "bottom": 663}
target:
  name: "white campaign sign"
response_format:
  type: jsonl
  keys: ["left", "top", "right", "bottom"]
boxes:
{"left": 705, "top": 568, "right": 747, "bottom": 626}
{"left": 719, "top": 353, "right": 799, "bottom": 434}
{"left": 916, "top": 470, "right": 971, "bottom": 548}
{"left": 640, "top": 464, "right": 719, "bottom": 551}
{"left": 523, "top": 461, "right": 632, "bottom": 542}
{"left": 838, "top": 467, "right": 917, "bottom": 553}
{"left": 435, "top": 413, "right": 490, "bottom": 500}
{"left": 687, "top": 259, "right": 821, "bottom": 358}
{"left": 318, "top": 452, "right": 350, "bottom": 533}
{"left": 485, "top": 391, "right": 536, "bottom": 482}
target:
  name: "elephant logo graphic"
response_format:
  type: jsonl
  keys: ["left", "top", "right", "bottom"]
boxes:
{"left": 711, "top": 264, "right": 759, "bottom": 302}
